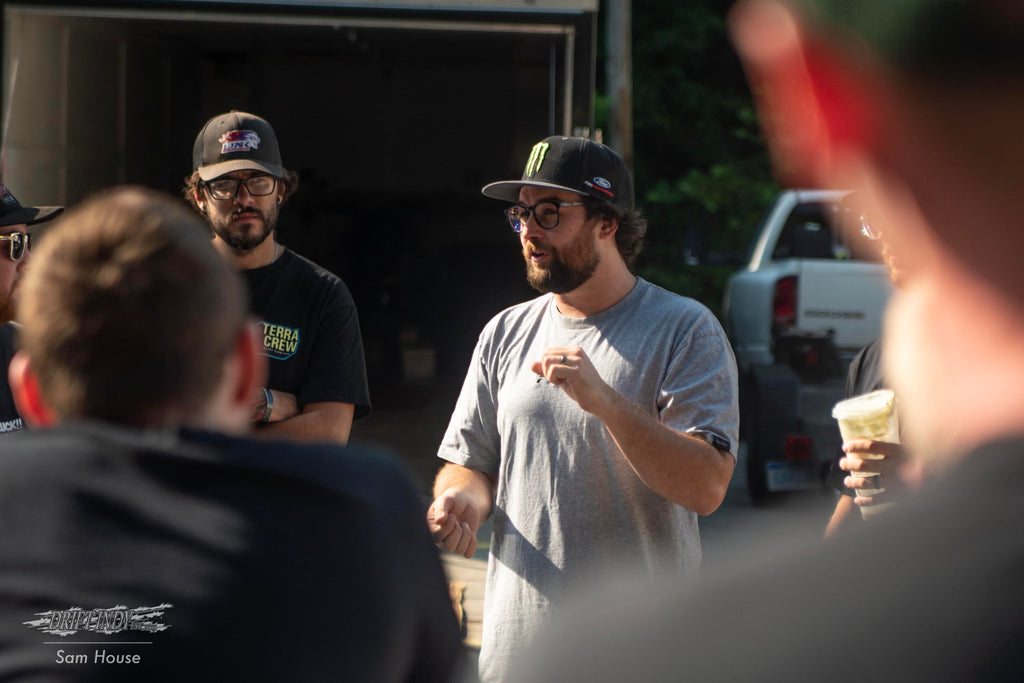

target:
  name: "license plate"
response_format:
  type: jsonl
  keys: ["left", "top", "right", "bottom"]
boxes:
{"left": 765, "top": 462, "right": 816, "bottom": 491}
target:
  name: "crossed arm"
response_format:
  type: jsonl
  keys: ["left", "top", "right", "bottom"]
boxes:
{"left": 252, "top": 388, "right": 355, "bottom": 445}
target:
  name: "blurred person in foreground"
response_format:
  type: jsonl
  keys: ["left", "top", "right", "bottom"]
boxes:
{"left": 823, "top": 195, "right": 921, "bottom": 536}
{"left": 0, "top": 187, "right": 463, "bottom": 682}
{"left": 427, "top": 136, "right": 738, "bottom": 682}
{"left": 0, "top": 184, "right": 62, "bottom": 435}
{"left": 510, "top": 1, "right": 1024, "bottom": 681}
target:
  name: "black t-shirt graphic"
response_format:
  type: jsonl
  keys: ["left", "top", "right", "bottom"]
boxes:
{"left": 243, "top": 249, "right": 371, "bottom": 418}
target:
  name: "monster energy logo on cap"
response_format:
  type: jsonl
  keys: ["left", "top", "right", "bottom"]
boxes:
{"left": 481, "top": 136, "right": 634, "bottom": 214}
{"left": 524, "top": 141, "right": 550, "bottom": 177}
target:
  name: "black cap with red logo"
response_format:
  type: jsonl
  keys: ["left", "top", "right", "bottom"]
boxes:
{"left": 192, "top": 111, "right": 284, "bottom": 181}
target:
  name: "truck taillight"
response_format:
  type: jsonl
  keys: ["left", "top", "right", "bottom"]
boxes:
{"left": 773, "top": 276, "right": 798, "bottom": 327}
{"left": 783, "top": 435, "right": 812, "bottom": 462}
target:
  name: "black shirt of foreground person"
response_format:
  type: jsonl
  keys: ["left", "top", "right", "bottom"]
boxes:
{"left": 0, "top": 423, "right": 463, "bottom": 682}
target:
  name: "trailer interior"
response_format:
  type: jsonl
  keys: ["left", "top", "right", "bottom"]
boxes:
{"left": 2, "top": 0, "right": 597, "bottom": 385}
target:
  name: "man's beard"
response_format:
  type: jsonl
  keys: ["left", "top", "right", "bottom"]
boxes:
{"left": 209, "top": 204, "right": 278, "bottom": 254}
{"left": 524, "top": 221, "right": 600, "bottom": 294}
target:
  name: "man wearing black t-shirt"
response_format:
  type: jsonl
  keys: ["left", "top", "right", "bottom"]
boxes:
{"left": 0, "top": 184, "right": 62, "bottom": 435}
{"left": 1, "top": 187, "right": 463, "bottom": 681}
{"left": 824, "top": 205, "right": 917, "bottom": 536}
{"left": 184, "top": 111, "right": 370, "bottom": 444}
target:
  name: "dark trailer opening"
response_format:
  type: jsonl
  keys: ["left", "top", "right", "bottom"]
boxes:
{"left": 1, "top": 0, "right": 597, "bottom": 385}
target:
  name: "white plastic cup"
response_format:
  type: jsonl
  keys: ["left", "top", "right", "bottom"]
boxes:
{"left": 832, "top": 389, "right": 899, "bottom": 517}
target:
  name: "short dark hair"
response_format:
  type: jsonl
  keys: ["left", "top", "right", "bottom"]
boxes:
{"left": 181, "top": 169, "right": 300, "bottom": 213}
{"left": 19, "top": 186, "right": 249, "bottom": 426}
{"left": 584, "top": 196, "right": 647, "bottom": 269}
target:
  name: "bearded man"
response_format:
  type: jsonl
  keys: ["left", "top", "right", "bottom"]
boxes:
{"left": 185, "top": 111, "right": 369, "bottom": 444}
{"left": 425, "top": 136, "right": 739, "bottom": 683}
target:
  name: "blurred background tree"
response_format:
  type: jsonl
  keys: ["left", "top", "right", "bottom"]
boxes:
{"left": 598, "top": 0, "right": 778, "bottom": 318}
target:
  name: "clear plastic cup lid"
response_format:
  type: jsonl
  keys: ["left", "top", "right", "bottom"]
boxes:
{"left": 831, "top": 389, "right": 895, "bottom": 420}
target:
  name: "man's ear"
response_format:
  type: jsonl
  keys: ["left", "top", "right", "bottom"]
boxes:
{"left": 232, "top": 323, "right": 267, "bottom": 409}
{"left": 597, "top": 215, "right": 619, "bottom": 238}
{"left": 8, "top": 352, "right": 57, "bottom": 427}
{"left": 729, "top": 0, "right": 877, "bottom": 186}
{"left": 193, "top": 186, "right": 207, "bottom": 213}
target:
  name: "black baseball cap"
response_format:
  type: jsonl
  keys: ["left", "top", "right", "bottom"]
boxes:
{"left": 192, "top": 111, "right": 284, "bottom": 181}
{"left": 482, "top": 136, "right": 634, "bottom": 213}
{"left": 0, "top": 184, "right": 62, "bottom": 228}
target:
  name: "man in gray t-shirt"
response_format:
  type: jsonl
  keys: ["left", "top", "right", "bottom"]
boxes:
{"left": 426, "top": 136, "right": 739, "bottom": 682}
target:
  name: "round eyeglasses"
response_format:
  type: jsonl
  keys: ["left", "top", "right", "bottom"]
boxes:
{"left": 0, "top": 231, "right": 30, "bottom": 262}
{"left": 505, "top": 201, "right": 584, "bottom": 233}
{"left": 204, "top": 175, "right": 278, "bottom": 201}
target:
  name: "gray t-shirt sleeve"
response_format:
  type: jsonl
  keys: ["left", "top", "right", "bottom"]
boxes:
{"left": 437, "top": 326, "right": 502, "bottom": 474}
{"left": 661, "top": 312, "right": 740, "bottom": 458}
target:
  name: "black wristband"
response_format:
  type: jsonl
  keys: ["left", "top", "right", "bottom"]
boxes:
{"left": 690, "top": 429, "right": 731, "bottom": 452}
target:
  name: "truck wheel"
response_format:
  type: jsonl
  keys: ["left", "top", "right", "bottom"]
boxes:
{"left": 743, "top": 364, "right": 803, "bottom": 506}
{"left": 745, "top": 427, "right": 771, "bottom": 504}
{"left": 740, "top": 372, "right": 770, "bottom": 504}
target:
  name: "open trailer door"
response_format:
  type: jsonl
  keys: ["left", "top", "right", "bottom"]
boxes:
{"left": 0, "top": 0, "right": 598, "bottom": 380}
{"left": 1, "top": 0, "right": 596, "bottom": 205}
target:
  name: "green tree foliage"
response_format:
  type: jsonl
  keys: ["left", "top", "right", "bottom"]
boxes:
{"left": 599, "top": 0, "right": 778, "bottom": 317}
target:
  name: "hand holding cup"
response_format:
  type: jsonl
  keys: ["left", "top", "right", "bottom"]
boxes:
{"left": 840, "top": 438, "right": 905, "bottom": 504}
{"left": 832, "top": 390, "right": 900, "bottom": 518}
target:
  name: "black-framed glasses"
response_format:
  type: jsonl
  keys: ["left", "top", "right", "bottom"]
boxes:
{"left": 505, "top": 201, "right": 585, "bottom": 233}
{"left": 0, "top": 231, "right": 30, "bottom": 262}
{"left": 204, "top": 175, "right": 278, "bottom": 201}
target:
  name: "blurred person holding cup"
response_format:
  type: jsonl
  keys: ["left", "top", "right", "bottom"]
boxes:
{"left": 824, "top": 199, "right": 921, "bottom": 534}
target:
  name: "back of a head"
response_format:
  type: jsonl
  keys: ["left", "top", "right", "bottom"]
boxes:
{"left": 738, "top": 0, "right": 1024, "bottom": 300}
{"left": 18, "top": 187, "right": 248, "bottom": 426}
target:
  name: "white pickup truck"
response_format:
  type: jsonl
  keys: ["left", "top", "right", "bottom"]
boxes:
{"left": 722, "top": 189, "right": 893, "bottom": 501}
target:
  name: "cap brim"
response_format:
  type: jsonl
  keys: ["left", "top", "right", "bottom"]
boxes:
{"left": 197, "top": 159, "right": 284, "bottom": 181}
{"left": 0, "top": 205, "right": 64, "bottom": 228}
{"left": 481, "top": 179, "right": 588, "bottom": 203}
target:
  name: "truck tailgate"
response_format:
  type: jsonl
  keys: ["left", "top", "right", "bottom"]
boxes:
{"left": 796, "top": 260, "right": 891, "bottom": 351}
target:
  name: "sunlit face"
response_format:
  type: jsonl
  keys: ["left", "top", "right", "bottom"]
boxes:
{"left": 516, "top": 187, "right": 600, "bottom": 294}
{"left": 879, "top": 235, "right": 907, "bottom": 289}
{"left": 0, "top": 224, "right": 30, "bottom": 323}
{"left": 883, "top": 281, "right": 954, "bottom": 471}
{"left": 199, "top": 170, "right": 284, "bottom": 256}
